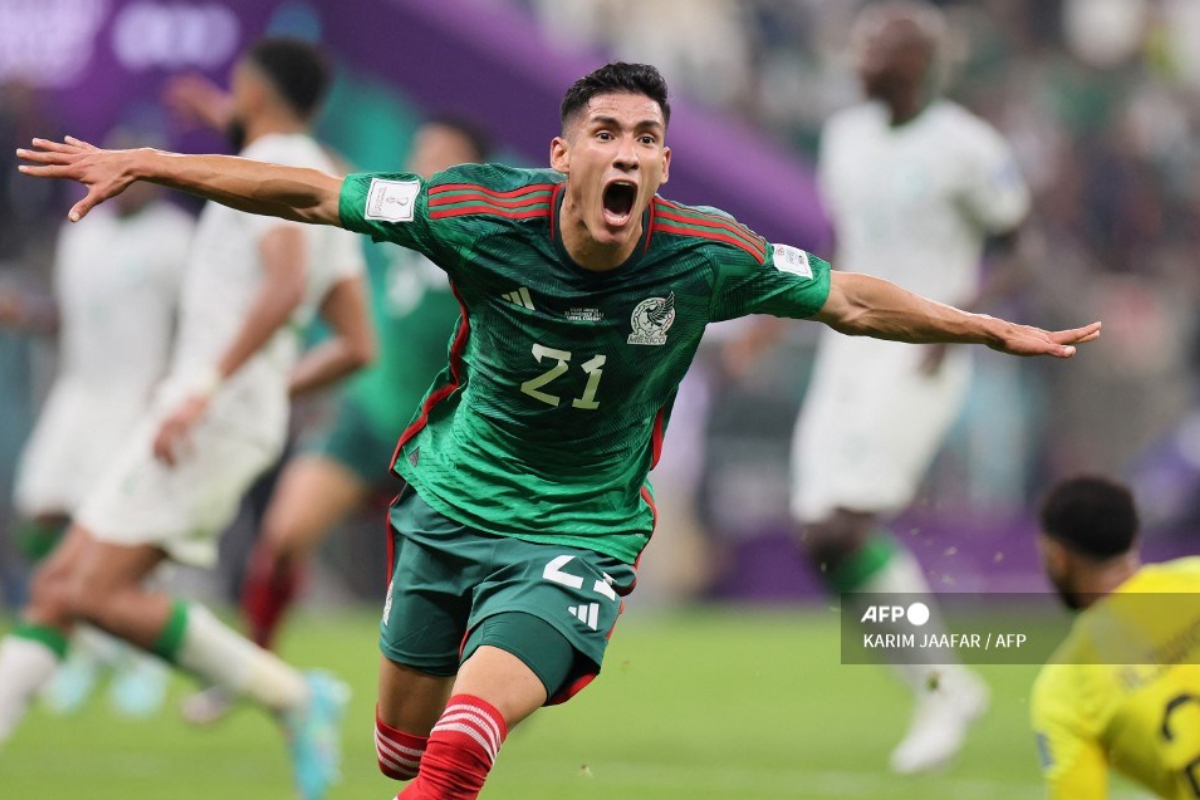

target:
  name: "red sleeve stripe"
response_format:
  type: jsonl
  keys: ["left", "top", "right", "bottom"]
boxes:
{"left": 643, "top": 196, "right": 657, "bottom": 253}
{"left": 655, "top": 206, "right": 767, "bottom": 260}
{"left": 428, "top": 182, "right": 557, "bottom": 199}
{"left": 548, "top": 183, "right": 563, "bottom": 241}
{"left": 390, "top": 283, "right": 471, "bottom": 463}
{"left": 650, "top": 406, "right": 666, "bottom": 468}
{"left": 429, "top": 205, "right": 551, "bottom": 221}
{"left": 654, "top": 222, "right": 767, "bottom": 263}
{"left": 658, "top": 198, "right": 765, "bottom": 242}
{"left": 429, "top": 192, "right": 551, "bottom": 209}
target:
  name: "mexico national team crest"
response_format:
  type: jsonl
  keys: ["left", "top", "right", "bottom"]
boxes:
{"left": 628, "top": 292, "right": 676, "bottom": 346}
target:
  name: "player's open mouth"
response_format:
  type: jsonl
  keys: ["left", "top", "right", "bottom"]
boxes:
{"left": 602, "top": 180, "right": 636, "bottom": 227}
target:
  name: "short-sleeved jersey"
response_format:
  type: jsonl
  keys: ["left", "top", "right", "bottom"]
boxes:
{"left": 340, "top": 164, "right": 830, "bottom": 562}
{"left": 171, "top": 133, "right": 365, "bottom": 424}
{"left": 55, "top": 201, "right": 192, "bottom": 393}
{"left": 346, "top": 246, "right": 461, "bottom": 438}
{"left": 1032, "top": 558, "right": 1200, "bottom": 800}
{"left": 820, "top": 99, "right": 1029, "bottom": 305}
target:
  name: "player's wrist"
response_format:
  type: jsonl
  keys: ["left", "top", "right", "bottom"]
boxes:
{"left": 973, "top": 314, "right": 1009, "bottom": 348}
{"left": 127, "top": 147, "right": 166, "bottom": 183}
{"left": 190, "top": 364, "right": 224, "bottom": 401}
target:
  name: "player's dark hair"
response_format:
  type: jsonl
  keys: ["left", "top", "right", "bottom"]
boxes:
{"left": 245, "top": 38, "right": 331, "bottom": 121}
{"left": 426, "top": 112, "right": 494, "bottom": 161}
{"left": 1040, "top": 476, "right": 1139, "bottom": 560}
{"left": 560, "top": 62, "right": 671, "bottom": 131}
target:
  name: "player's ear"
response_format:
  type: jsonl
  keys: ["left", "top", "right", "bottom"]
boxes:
{"left": 660, "top": 145, "right": 671, "bottom": 185}
{"left": 550, "top": 136, "right": 569, "bottom": 175}
{"left": 1039, "top": 536, "right": 1069, "bottom": 574}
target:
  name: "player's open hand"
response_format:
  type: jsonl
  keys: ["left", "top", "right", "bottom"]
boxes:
{"left": 16, "top": 137, "right": 139, "bottom": 223}
{"left": 988, "top": 320, "right": 1102, "bottom": 358}
{"left": 152, "top": 395, "right": 210, "bottom": 468}
{"left": 164, "top": 73, "right": 233, "bottom": 133}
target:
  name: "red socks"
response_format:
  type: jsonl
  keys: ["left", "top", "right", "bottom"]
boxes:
{"left": 239, "top": 545, "right": 303, "bottom": 649}
{"left": 396, "top": 695, "right": 508, "bottom": 800}
{"left": 376, "top": 709, "right": 429, "bottom": 781}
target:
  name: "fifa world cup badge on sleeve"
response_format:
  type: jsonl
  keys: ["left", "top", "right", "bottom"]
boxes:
{"left": 366, "top": 178, "right": 420, "bottom": 223}
{"left": 772, "top": 244, "right": 812, "bottom": 278}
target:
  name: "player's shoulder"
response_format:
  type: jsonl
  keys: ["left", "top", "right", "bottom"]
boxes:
{"left": 428, "top": 163, "right": 562, "bottom": 194}
{"left": 928, "top": 101, "right": 1009, "bottom": 150}
{"left": 424, "top": 164, "right": 562, "bottom": 226}
{"left": 649, "top": 196, "right": 769, "bottom": 266}
{"left": 1131, "top": 557, "right": 1200, "bottom": 587}
{"left": 821, "top": 102, "right": 885, "bottom": 141}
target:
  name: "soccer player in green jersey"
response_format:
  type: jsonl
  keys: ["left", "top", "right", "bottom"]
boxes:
{"left": 18, "top": 62, "right": 1100, "bottom": 799}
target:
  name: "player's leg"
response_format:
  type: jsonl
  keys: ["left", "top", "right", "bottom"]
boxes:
{"left": 9, "top": 513, "right": 103, "bottom": 714}
{"left": 181, "top": 453, "right": 370, "bottom": 727}
{"left": 377, "top": 490, "right": 615, "bottom": 799}
{"left": 0, "top": 525, "right": 93, "bottom": 745}
{"left": 791, "top": 337, "right": 986, "bottom": 773}
{"left": 244, "top": 454, "right": 370, "bottom": 648}
{"left": 394, "top": 642, "right": 554, "bottom": 800}
{"left": 78, "top": 416, "right": 347, "bottom": 799}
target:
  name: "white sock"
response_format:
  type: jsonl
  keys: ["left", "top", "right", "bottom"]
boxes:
{"left": 0, "top": 636, "right": 61, "bottom": 746}
{"left": 859, "top": 547, "right": 971, "bottom": 695}
{"left": 174, "top": 603, "right": 308, "bottom": 714}
{"left": 73, "top": 625, "right": 123, "bottom": 665}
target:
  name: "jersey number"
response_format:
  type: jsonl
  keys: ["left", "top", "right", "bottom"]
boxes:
{"left": 520, "top": 343, "right": 606, "bottom": 410}
{"left": 1161, "top": 693, "right": 1200, "bottom": 797}
{"left": 542, "top": 555, "right": 617, "bottom": 600}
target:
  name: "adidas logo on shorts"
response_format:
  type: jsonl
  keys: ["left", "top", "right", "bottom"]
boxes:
{"left": 568, "top": 603, "right": 600, "bottom": 630}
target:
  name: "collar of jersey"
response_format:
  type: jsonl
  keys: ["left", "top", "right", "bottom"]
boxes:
{"left": 552, "top": 182, "right": 651, "bottom": 279}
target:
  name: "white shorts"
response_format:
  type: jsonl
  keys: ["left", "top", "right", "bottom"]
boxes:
{"left": 75, "top": 382, "right": 285, "bottom": 568}
{"left": 14, "top": 381, "right": 150, "bottom": 517}
{"left": 790, "top": 332, "right": 970, "bottom": 522}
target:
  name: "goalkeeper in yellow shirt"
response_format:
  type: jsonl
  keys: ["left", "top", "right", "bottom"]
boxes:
{"left": 1033, "top": 475, "right": 1200, "bottom": 800}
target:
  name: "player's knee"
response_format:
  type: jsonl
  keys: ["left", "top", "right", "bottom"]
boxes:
{"left": 375, "top": 713, "right": 427, "bottom": 781}
{"left": 26, "top": 564, "right": 77, "bottom": 628}
{"left": 59, "top": 567, "right": 119, "bottom": 625}
{"left": 260, "top": 514, "right": 309, "bottom": 562}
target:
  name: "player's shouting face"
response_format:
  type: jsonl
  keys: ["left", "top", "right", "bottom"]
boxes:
{"left": 552, "top": 91, "right": 671, "bottom": 269}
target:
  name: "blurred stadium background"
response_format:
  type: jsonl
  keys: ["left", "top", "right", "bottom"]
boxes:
{"left": 0, "top": 0, "right": 1197, "bottom": 797}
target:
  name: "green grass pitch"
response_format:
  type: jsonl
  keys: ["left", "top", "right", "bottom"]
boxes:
{"left": 0, "top": 607, "right": 1142, "bottom": 799}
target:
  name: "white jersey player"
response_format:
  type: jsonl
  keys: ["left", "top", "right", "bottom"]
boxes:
{"left": 0, "top": 39, "right": 374, "bottom": 800}
{"left": 790, "top": 1, "right": 1030, "bottom": 775}
{"left": 76, "top": 130, "right": 366, "bottom": 566}
{"left": 15, "top": 192, "right": 191, "bottom": 531}
{"left": 7, "top": 182, "right": 192, "bottom": 717}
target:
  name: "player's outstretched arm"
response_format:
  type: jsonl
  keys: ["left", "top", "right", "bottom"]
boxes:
{"left": 17, "top": 137, "right": 343, "bottom": 226}
{"left": 813, "top": 271, "right": 1101, "bottom": 358}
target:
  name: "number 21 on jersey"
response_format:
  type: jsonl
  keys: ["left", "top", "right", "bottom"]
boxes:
{"left": 520, "top": 343, "right": 606, "bottom": 410}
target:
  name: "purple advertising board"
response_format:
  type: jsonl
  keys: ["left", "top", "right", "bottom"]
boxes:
{"left": 2, "top": 0, "right": 828, "bottom": 247}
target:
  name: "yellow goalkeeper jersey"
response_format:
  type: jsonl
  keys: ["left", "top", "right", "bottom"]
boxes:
{"left": 1032, "top": 557, "right": 1200, "bottom": 800}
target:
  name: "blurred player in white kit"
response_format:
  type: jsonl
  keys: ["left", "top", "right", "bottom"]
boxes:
{"left": 0, "top": 38, "right": 374, "bottom": 800}
{"left": 790, "top": 0, "right": 1031, "bottom": 773}
{"left": 2, "top": 133, "right": 193, "bottom": 717}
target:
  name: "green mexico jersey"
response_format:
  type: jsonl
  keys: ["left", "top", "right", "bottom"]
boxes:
{"left": 339, "top": 164, "right": 830, "bottom": 563}
{"left": 347, "top": 245, "right": 462, "bottom": 436}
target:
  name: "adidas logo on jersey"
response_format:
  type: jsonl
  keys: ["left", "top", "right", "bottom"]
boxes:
{"left": 568, "top": 603, "right": 600, "bottom": 630}
{"left": 501, "top": 286, "right": 535, "bottom": 310}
